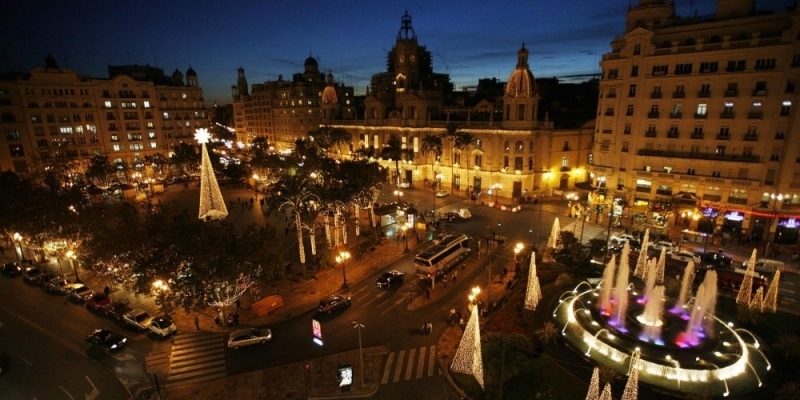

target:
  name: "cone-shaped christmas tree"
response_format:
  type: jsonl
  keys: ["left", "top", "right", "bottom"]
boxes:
{"left": 585, "top": 367, "right": 600, "bottom": 400}
{"left": 655, "top": 247, "right": 667, "bottom": 283}
{"left": 195, "top": 128, "right": 228, "bottom": 221}
{"left": 623, "top": 348, "right": 640, "bottom": 400}
{"left": 548, "top": 218, "right": 562, "bottom": 250}
{"left": 749, "top": 286, "right": 765, "bottom": 312}
{"left": 633, "top": 230, "right": 650, "bottom": 278}
{"left": 599, "top": 383, "right": 613, "bottom": 400}
{"left": 524, "top": 252, "right": 542, "bottom": 310}
{"left": 451, "top": 305, "right": 484, "bottom": 388}
{"left": 736, "top": 249, "right": 758, "bottom": 305}
{"left": 764, "top": 270, "right": 781, "bottom": 313}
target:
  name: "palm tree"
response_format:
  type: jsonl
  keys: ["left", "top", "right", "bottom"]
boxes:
{"left": 455, "top": 131, "right": 478, "bottom": 194}
{"left": 440, "top": 123, "right": 459, "bottom": 191}
{"left": 420, "top": 134, "right": 442, "bottom": 185}
{"left": 380, "top": 134, "right": 413, "bottom": 186}
{"left": 268, "top": 171, "right": 320, "bottom": 276}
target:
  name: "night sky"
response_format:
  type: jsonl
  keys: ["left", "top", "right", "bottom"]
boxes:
{"left": 0, "top": 0, "right": 794, "bottom": 104}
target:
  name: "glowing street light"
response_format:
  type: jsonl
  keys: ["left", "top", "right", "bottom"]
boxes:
{"left": 432, "top": 172, "right": 444, "bottom": 222}
{"left": 492, "top": 183, "right": 503, "bottom": 203}
{"left": 336, "top": 250, "right": 352, "bottom": 289}
{"left": 394, "top": 189, "right": 403, "bottom": 205}
{"left": 151, "top": 279, "right": 170, "bottom": 315}
{"left": 13, "top": 232, "right": 26, "bottom": 262}
{"left": 468, "top": 286, "right": 481, "bottom": 311}
{"left": 66, "top": 249, "right": 80, "bottom": 282}
{"left": 514, "top": 242, "right": 524, "bottom": 261}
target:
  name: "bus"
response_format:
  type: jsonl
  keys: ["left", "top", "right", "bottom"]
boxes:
{"left": 414, "top": 234, "right": 472, "bottom": 280}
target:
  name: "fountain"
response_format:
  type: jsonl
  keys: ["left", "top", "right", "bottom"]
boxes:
{"left": 553, "top": 253, "right": 770, "bottom": 396}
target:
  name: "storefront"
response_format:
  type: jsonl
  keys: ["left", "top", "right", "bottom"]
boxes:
{"left": 722, "top": 210, "right": 745, "bottom": 236}
{"left": 775, "top": 217, "right": 800, "bottom": 245}
{"left": 697, "top": 207, "right": 719, "bottom": 234}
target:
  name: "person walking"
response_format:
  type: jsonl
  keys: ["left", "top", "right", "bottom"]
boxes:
{"left": 449, "top": 307, "right": 456, "bottom": 325}
{"left": 452, "top": 271, "right": 457, "bottom": 282}
{"left": 443, "top": 275, "right": 448, "bottom": 288}
{"left": 194, "top": 315, "right": 200, "bottom": 330}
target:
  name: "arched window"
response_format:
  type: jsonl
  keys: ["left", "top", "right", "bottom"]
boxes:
{"left": 515, "top": 140, "right": 524, "bottom": 152}
{"left": 503, "top": 140, "right": 510, "bottom": 153}
{"left": 528, "top": 156, "right": 533, "bottom": 170}
{"left": 633, "top": 44, "right": 641, "bottom": 55}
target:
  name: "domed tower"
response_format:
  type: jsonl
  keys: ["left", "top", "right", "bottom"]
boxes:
{"left": 503, "top": 43, "right": 539, "bottom": 127}
{"left": 321, "top": 71, "right": 339, "bottom": 122}
{"left": 45, "top": 54, "right": 59, "bottom": 70}
{"left": 171, "top": 68, "right": 184, "bottom": 86}
{"left": 186, "top": 66, "right": 198, "bottom": 87}
{"left": 236, "top": 67, "right": 249, "bottom": 97}
{"left": 304, "top": 56, "right": 319, "bottom": 74}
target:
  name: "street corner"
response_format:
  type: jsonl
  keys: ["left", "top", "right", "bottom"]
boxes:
{"left": 307, "top": 345, "right": 389, "bottom": 400}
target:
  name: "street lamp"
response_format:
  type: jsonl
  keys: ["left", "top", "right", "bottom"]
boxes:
{"left": 352, "top": 320, "right": 366, "bottom": 386}
{"left": 393, "top": 189, "right": 403, "bottom": 205}
{"left": 468, "top": 286, "right": 481, "bottom": 311}
{"left": 336, "top": 250, "right": 351, "bottom": 289}
{"left": 151, "top": 279, "right": 170, "bottom": 315}
{"left": 66, "top": 249, "right": 80, "bottom": 282}
{"left": 432, "top": 172, "right": 443, "bottom": 222}
{"left": 492, "top": 183, "right": 502, "bottom": 204}
{"left": 13, "top": 232, "right": 26, "bottom": 262}
{"left": 764, "top": 193, "right": 784, "bottom": 257}
{"left": 514, "top": 242, "right": 524, "bottom": 262}
{"left": 402, "top": 222, "right": 410, "bottom": 253}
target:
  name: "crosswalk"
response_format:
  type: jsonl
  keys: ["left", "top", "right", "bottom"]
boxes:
{"left": 563, "top": 219, "right": 608, "bottom": 244}
{"left": 164, "top": 333, "right": 227, "bottom": 389}
{"left": 380, "top": 345, "right": 441, "bottom": 384}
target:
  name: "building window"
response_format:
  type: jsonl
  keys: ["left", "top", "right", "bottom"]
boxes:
{"left": 754, "top": 58, "right": 776, "bottom": 70}
{"left": 699, "top": 62, "right": 718, "bottom": 73}
{"left": 726, "top": 60, "right": 746, "bottom": 72}
{"left": 474, "top": 154, "right": 482, "bottom": 167}
{"left": 607, "top": 87, "right": 617, "bottom": 97}
{"left": 626, "top": 104, "right": 634, "bottom": 116}
{"left": 624, "top": 123, "right": 631, "bottom": 134}
{"left": 633, "top": 44, "right": 641, "bottom": 55}
{"left": 561, "top": 157, "right": 568, "bottom": 168}
{"left": 675, "top": 63, "right": 693, "bottom": 75}
{"left": 699, "top": 83, "right": 711, "bottom": 96}
{"left": 605, "top": 107, "right": 614, "bottom": 116}
{"left": 652, "top": 65, "right": 668, "bottom": 76}
{"left": 781, "top": 101, "right": 792, "bottom": 116}
{"left": 628, "top": 84, "right": 637, "bottom": 97}
{"left": 792, "top": 54, "right": 800, "bottom": 68}
{"left": 696, "top": 103, "right": 707, "bottom": 117}
{"left": 607, "top": 69, "right": 619, "bottom": 79}
{"left": 631, "top": 65, "right": 639, "bottom": 77}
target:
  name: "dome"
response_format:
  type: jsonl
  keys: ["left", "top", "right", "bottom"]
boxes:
{"left": 304, "top": 56, "right": 318, "bottom": 68}
{"left": 322, "top": 86, "right": 338, "bottom": 104}
{"left": 172, "top": 68, "right": 182, "bottom": 76}
{"left": 505, "top": 44, "right": 536, "bottom": 97}
{"left": 186, "top": 66, "right": 197, "bottom": 76}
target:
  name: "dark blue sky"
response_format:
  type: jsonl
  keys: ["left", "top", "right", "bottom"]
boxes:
{"left": 1, "top": 0, "right": 793, "bottom": 104}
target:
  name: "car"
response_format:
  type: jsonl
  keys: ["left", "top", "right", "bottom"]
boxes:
{"left": 436, "top": 190, "right": 449, "bottom": 197}
{"left": 456, "top": 209, "right": 472, "bottom": 219}
{"left": 65, "top": 283, "right": 92, "bottom": 302}
{"left": 149, "top": 316, "right": 177, "bottom": 338}
{"left": 610, "top": 234, "right": 637, "bottom": 243}
{"left": 1, "top": 263, "right": 22, "bottom": 277}
{"left": 22, "top": 266, "right": 43, "bottom": 283}
{"left": 699, "top": 252, "right": 733, "bottom": 270}
{"left": 318, "top": 295, "right": 351, "bottom": 314}
{"left": 123, "top": 309, "right": 154, "bottom": 331}
{"left": 398, "top": 181, "right": 411, "bottom": 188}
{"left": 45, "top": 278, "right": 73, "bottom": 294}
{"left": 85, "top": 329, "right": 127, "bottom": 351}
{"left": 103, "top": 302, "right": 133, "bottom": 322}
{"left": 84, "top": 293, "right": 111, "bottom": 311}
{"left": 444, "top": 212, "right": 456, "bottom": 222}
{"left": 647, "top": 241, "right": 674, "bottom": 254}
{"left": 35, "top": 272, "right": 57, "bottom": 288}
{"left": 376, "top": 270, "right": 405, "bottom": 289}
{"left": 671, "top": 250, "right": 701, "bottom": 264}
{"left": 227, "top": 328, "right": 272, "bottom": 350}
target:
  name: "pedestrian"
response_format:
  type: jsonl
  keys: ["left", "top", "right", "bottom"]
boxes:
{"left": 443, "top": 275, "right": 448, "bottom": 288}
{"left": 194, "top": 315, "right": 200, "bottom": 330}
{"left": 452, "top": 271, "right": 457, "bottom": 282}
{"left": 449, "top": 307, "right": 456, "bottom": 325}
{"left": 427, "top": 321, "right": 433, "bottom": 334}
{"left": 426, "top": 287, "right": 431, "bottom": 300}
{"left": 235, "top": 298, "right": 241, "bottom": 311}
{"left": 502, "top": 267, "right": 508, "bottom": 277}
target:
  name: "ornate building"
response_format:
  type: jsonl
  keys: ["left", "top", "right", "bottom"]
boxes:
{"left": 0, "top": 55, "right": 207, "bottom": 178}
{"left": 590, "top": 0, "right": 800, "bottom": 246}
{"left": 231, "top": 57, "right": 356, "bottom": 149}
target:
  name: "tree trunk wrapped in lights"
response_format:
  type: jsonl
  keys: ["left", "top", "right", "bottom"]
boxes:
{"left": 585, "top": 367, "right": 600, "bottom": 400}
{"left": 194, "top": 128, "right": 228, "bottom": 221}
{"left": 764, "top": 270, "right": 780, "bottom": 313}
{"left": 324, "top": 212, "right": 332, "bottom": 248}
{"left": 633, "top": 230, "right": 650, "bottom": 278}
{"left": 354, "top": 204, "right": 361, "bottom": 237}
{"left": 736, "top": 249, "right": 758, "bottom": 305}
{"left": 450, "top": 304, "right": 484, "bottom": 388}
{"left": 524, "top": 252, "right": 542, "bottom": 310}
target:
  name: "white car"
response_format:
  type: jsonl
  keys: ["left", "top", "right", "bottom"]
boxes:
{"left": 227, "top": 328, "right": 272, "bottom": 350}
{"left": 671, "top": 250, "right": 701, "bottom": 264}
{"left": 457, "top": 209, "right": 472, "bottom": 219}
{"left": 149, "top": 316, "right": 177, "bottom": 338}
{"left": 647, "top": 241, "right": 674, "bottom": 254}
{"left": 609, "top": 234, "right": 637, "bottom": 243}
{"left": 123, "top": 309, "right": 154, "bottom": 331}
{"left": 436, "top": 190, "right": 449, "bottom": 197}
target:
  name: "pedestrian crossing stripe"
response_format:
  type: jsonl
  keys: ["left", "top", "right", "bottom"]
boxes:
{"left": 381, "top": 345, "right": 441, "bottom": 384}
{"left": 164, "top": 333, "right": 227, "bottom": 389}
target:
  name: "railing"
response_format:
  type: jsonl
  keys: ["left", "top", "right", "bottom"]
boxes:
{"left": 670, "top": 112, "right": 683, "bottom": 119}
{"left": 724, "top": 90, "right": 738, "bottom": 97}
{"left": 748, "top": 112, "right": 763, "bottom": 119}
{"left": 647, "top": 112, "right": 660, "bottom": 118}
{"left": 720, "top": 112, "right": 735, "bottom": 119}
{"left": 690, "top": 133, "right": 704, "bottom": 139}
{"left": 645, "top": 131, "right": 657, "bottom": 138}
{"left": 637, "top": 148, "right": 760, "bottom": 163}
{"left": 697, "top": 91, "right": 711, "bottom": 98}
{"left": 716, "top": 134, "right": 731, "bottom": 140}
{"left": 650, "top": 92, "right": 663, "bottom": 99}
{"left": 743, "top": 134, "right": 758, "bottom": 141}
{"left": 672, "top": 92, "right": 685, "bottom": 99}
{"left": 728, "top": 197, "right": 749, "bottom": 204}
{"left": 667, "top": 132, "right": 679, "bottom": 139}
{"left": 694, "top": 113, "right": 707, "bottom": 119}
{"left": 752, "top": 90, "right": 767, "bottom": 96}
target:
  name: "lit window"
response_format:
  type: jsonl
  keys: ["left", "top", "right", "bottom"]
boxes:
{"left": 181, "top": 93, "right": 187, "bottom": 99}
{"left": 113, "top": 144, "right": 121, "bottom": 151}
{"left": 150, "top": 142, "right": 158, "bottom": 148}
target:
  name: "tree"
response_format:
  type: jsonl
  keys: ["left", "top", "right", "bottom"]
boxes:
{"left": 171, "top": 142, "right": 200, "bottom": 176}
{"left": 309, "top": 127, "right": 352, "bottom": 158}
{"left": 380, "top": 134, "right": 413, "bottom": 186}
{"left": 455, "top": 131, "right": 478, "bottom": 193}
{"left": 268, "top": 171, "right": 320, "bottom": 276}
{"left": 144, "top": 153, "right": 171, "bottom": 179}
{"left": 420, "top": 133, "right": 442, "bottom": 182}
{"left": 440, "top": 123, "right": 460, "bottom": 190}
{"left": 85, "top": 155, "right": 118, "bottom": 189}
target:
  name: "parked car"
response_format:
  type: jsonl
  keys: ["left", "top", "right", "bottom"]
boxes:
{"left": 318, "top": 295, "right": 351, "bottom": 314}
{"left": 227, "top": 328, "right": 272, "bottom": 350}
{"left": 456, "top": 209, "right": 472, "bottom": 219}
{"left": 65, "top": 284, "right": 92, "bottom": 302}
{"left": 1, "top": 263, "right": 22, "bottom": 277}
{"left": 376, "top": 270, "right": 405, "bottom": 289}
{"left": 647, "top": 241, "right": 675, "bottom": 254}
{"left": 436, "top": 190, "right": 449, "bottom": 197}
{"left": 45, "top": 278, "right": 73, "bottom": 294}
{"left": 22, "top": 266, "right": 43, "bottom": 283}
{"left": 84, "top": 293, "right": 112, "bottom": 311}
{"left": 444, "top": 212, "right": 456, "bottom": 222}
{"left": 85, "top": 329, "right": 127, "bottom": 351}
{"left": 35, "top": 272, "right": 57, "bottom": 288}
{"left": 610, "top": 234, "right": 637, "bottom": 243}
{"left": 699, "top": 252, "right": 733, "bottom": 270}
{"left": 743, "top": 258, "right": 786, "bottom": 275}
{"left": 103, "top": 302, "right": 133, "bottom": 322}
{"left": 149, "top": 317, "right": 177, "bottom": 338}
{"left": 123, "top": 309, "right": 154, "bottom": 331}
{"left": 671, "top": 250, "right": 701, "bottom": 264}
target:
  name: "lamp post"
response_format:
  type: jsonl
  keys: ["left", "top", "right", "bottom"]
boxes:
{"left": 468, "top": 286, "right": 481, "bottom": 312}
{"left": 336, "top": 250, "right": 351, "bottom": 289}
{"left": 764, "top": 193, "right": 784, "bottom": 257}
{"left": 352, "top": 320, "right": 366, "bottom": 386}
{"left": 432, "top": 172, "right": 443, "bottom": 222}
{"left": 605, "top": 197, "right": 620, "bottom": 258}
{"left": 13, "top": 232, "right": 26, "bottom": 262}
{"left": 151, "top": 279, "right": 170, "bottom": 316}
{"left": 514, "top": 242, "right": 524, "bottom": 262}
{"left": 393, "top": 189, "right": 403, "bottom": 205}
{"left": 492, "top": 183, "right": 502, "bottom": 204}
{"left": 402, "top": 222, "right": 410, "bottom": 253}
{"left": 66, "top": 249, "right": 80, "bottom": 282}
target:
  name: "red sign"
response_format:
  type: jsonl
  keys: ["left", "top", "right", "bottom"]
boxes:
{"left": 312, "top": 319, "right": 322, "bottom": 340}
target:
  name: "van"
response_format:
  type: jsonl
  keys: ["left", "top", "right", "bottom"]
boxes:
{"left": 742, "top": 258, "right": 785, "bottom": 275}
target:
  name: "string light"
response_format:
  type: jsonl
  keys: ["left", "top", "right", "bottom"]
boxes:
{"left": 196, "top": 128, "right": 228, "bottom": 221}
{"left": 736, "top": 249, "right": 758, "bottom": 305}
{"left": 585, "top": 367, "right": 600, "bottom": 400}
{"left": 599, "top": 383, "right": 613, "bottom": 400}
{"left": 633, "top": 230, "right": 650, "bottom": 278}
{"left": 450, "top": 305, "right": 484, "bottom": 388}
{"left": 749, "top": 286, "right": 764, "bottom": 312}
{"left": 622, "top": 349, "right": 640, "bottom": 400}
{"left": 524, "top": 252, "right": 542, "bottom": 310}
{"left": 763, "top": 270, "right": 780, "bottom": 313}
{"left": 655, "top": 247, "right": 666, "bottom": 284}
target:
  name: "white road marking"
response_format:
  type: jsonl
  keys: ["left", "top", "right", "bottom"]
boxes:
{"left": 21, "top": 357, "right": 33, "bottom": 366}
{"left": 404, "top": 349, "right": 415, "bottom": 380}
{"left": 428, "top": 345, "right": 437, "bottom": 377}
{"left": 392, "top": 350, "right": 405, "bottom": 382}
{"left": 85, "top": 376, "right": 100, "bottom": 400}
{"left": 380, "top": 352, "right": 395, "bottom": 384}
{"left": 380, "top": 297, "right": 407, "bottom": 315}
{"left": 58, "top": 386, "right": 75, "bottom": 400}
{"left": 110, "top": 352, "right": 137, "bottom": 362}
{"left": 361, "top": 292, "right": 385, "bottom": 308}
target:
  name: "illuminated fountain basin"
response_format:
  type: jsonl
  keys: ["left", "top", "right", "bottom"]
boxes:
{"left": 553, "top": 284, "right": 771, "bottom": 396}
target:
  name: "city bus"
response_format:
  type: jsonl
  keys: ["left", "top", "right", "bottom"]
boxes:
{"left": 414, "top": 234, "right": 472, "bottom": 280}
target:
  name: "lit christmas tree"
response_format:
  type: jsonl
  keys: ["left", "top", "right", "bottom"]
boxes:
{"left": 749, "top": 286, "right": 765, "bottom": 312}
{"left": 736, "top": 249, "right": 758, "bottom": 305}
{"left": 547, "top": 218, "right": 562, "bottom": 251}
{"left": 450, "top": 305, "right": 484, "bottom": 388}
{"left": 655, "top": 247, "right": 667, "bottom": 283}
{"left": 524, "top": 252, "right": 542, "bottom": 310}
{"left": 195, "top": 128, "right": 228, "bottom": 221}
{"left": 764, "top": 270, "right": 781, "bottom": 313}
{"left": 623, "top": 348, "right": 640, "bottom": 400}
{"left": 633, "top": 230, "right": 650, "bottom": 278}
{"left": 585, "top": 367, "right": 600, "bottom": 400}
{"left": 599, "top": 383, "right": 613, "bottom": 400}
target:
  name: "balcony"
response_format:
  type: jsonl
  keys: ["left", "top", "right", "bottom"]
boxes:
{"left": 720, "top": 112, "right": 735, "bottom": 119}
{"left": 748, "top": 112, "right": 763, "bottom": 119}
{"left": 672, "top": 92, "right": 685, "bottom": 99}
{"left": 694, "top": 113, "right": 707, "bottom": 119}
{"left": 647, "top": 111, "right": 660, "bottom": 118}
{"left": 650, "top": 92, "right": 663, "bottom": 99}
{"left": 724, "top": 90, "right": 739, "bottom": 97}
{"left": 645, "top": 130, "right": 657, "bottom": 138}
{"left": 690, "top": 132, "right": 704, "bottom": 139}
{"left": 607, "top": 93, "right": 616, "bottom": 98}
{"left": 775, "top": 133, "right": 785, "bottom": 140}
{"left": 743, "top": 134, "right": 758, "bottom": 141}
{"left": 716, "top": 134, "right": 731, "bottom": 140}
{"left": 669, "top": 112, "right": 683, "bottom": 119}
{"left": 637, "top": 148, "right": 760, "bottom": 163}
{"left": 667, "top": 131, "right": 679, "bottom": 139}
{"left": 697, "top": 91, "right": 711, "bottom": 98}
{"left": 635, "top": 186, "right": 652, "bottom": 193}
{"left": 752, "top": 89, "right": 767, "bottom": 96}
{"left": 604, "top": 111, "right": 614, "bottom": 116}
